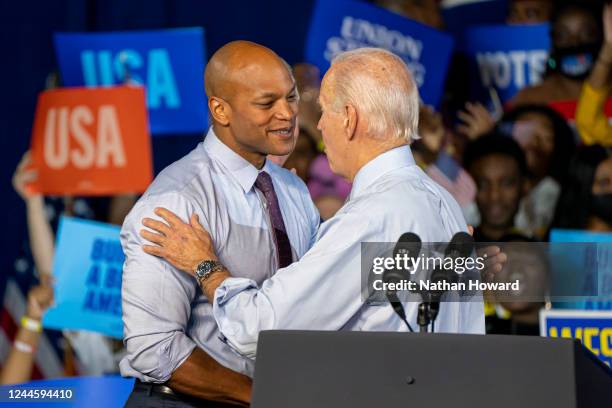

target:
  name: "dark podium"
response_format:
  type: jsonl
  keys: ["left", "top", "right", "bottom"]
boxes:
{"left": 251, "top": 331, "right": 612, "bottom": 408}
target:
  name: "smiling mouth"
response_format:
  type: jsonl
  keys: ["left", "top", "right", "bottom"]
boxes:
{"left": 268, "top": 127, "right": 293, "bottom": 138}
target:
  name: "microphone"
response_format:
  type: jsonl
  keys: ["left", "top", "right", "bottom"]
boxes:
{"left": 383, "top": 233, "right": 421, "bottom": 332}
{"left": 429, "top": 231, "right": 475, "bottom": 329}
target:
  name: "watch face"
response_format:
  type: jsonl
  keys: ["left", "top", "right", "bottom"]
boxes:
{"left": 196, "top": 260, "right": 218, "bottom": 279}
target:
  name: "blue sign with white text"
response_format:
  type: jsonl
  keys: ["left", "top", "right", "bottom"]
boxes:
{"left": 462, "top": 24, "right": 550, "bottom": 104}
{"left": 54, "top": 28, "right": 207, "bottom": 135}
{"left": 305, "top": 0, "right": 454, "bottom": 106}
{"left": 43, "top": 217, "right": 124, "bottom": 338}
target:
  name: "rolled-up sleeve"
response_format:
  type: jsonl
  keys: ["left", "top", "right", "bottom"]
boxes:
{"left": 212, "top": 212, "right": 373, "bottom": 358}
{"left": 120, "top": 193, "right": 203, "bottom": 382}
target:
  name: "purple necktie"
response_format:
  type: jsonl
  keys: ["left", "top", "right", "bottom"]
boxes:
{"left": 255, "top": 171, "right": 293, "bottom": 268}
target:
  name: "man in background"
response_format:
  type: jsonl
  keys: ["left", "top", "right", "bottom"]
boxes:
{"left": 463, "top": 133, "right": 531, "bottom": 242}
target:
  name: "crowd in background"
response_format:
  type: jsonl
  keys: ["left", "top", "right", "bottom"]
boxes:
{"left": 2, "top": 0, "right": 611, "bottom": 386}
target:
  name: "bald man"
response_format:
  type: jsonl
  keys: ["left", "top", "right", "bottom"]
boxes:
{"left": 141, "top": 48, "right": 489, "bottom": 358}
{"left": 120, "top": 41, "right": 319, "bottom": 407}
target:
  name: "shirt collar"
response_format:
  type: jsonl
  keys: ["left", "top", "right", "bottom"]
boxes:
{"left": 203, "top": 128, "right": 273, "bottom": 193}
{"left": 349, "top": 145, "right": 416, "bottom": 200}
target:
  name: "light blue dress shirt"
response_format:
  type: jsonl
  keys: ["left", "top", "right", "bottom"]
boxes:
{"left": 120, "top": 129, "right": 319, "bottom": 381}
{"left": 212, "top": 145, "right": 485, "bottom": 359}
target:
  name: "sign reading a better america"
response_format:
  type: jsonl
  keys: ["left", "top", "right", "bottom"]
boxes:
{"left": 54, "top": 28, "right": 207, "bottom": 135}
{"left": 305, "top": 0, "right": 454, "bottom": 107}
{"left": 43, "top": 217, "right": 124, "bottom": 339}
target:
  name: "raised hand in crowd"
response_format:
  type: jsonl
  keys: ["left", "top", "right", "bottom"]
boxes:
{"left": 12, "top": 151, "right": 55, "bottom": 276}
{"left": 0, "top": 278, "right": 54, "bottom": 385}
{"left": 456, "top": 102, "right": 496, "bottom": 141}
{"left": 12, "top": 151, "right": 40, "bottom": 202}
{"left": 576, "top": 3, "right": 612, "bottom": 145}
{"left": 588, "top": 3, "right": 612, "bottom": 90}
{"left": 414, "top": 105, "right": 446, "bottom": 166}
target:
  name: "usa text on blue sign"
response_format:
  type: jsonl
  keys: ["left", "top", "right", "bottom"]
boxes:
{"left": 462, "top": 23, "right": 550, "bottom": 103}
{"left": 43, "top": 216, "right": 124, "bottom": 338}
{"left": 541, "top": 309, "right": 612, "bottom": 367}
{"left": 305, "top": 0, "right": 454, "bottom": 106}
{"left": 54, "top": 28, "right": 207, "bottom": 135}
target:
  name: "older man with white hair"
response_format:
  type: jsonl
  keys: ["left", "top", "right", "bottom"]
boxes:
{"left": 141, "top": 47, "right": 486, "bottom": 358}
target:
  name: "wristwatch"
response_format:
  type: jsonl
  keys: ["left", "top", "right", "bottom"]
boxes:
{"left": 194, "top": 260, "right": 224, "bottom": 284}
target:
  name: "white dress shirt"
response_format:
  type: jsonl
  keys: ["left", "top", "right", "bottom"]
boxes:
{"left": 120, "top": 129, "right": 319, "bottom": 381}
{"left": 212, "top": 145, "right": 485, "bottom": 359}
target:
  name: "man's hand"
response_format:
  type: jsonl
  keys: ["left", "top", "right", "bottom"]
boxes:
{"left": 140, "top": 208, "right": 217, "bottom": 276}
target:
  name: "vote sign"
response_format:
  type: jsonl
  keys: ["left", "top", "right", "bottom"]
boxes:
{"left": 462, "top": 23, "right": 550, "bottom": 103}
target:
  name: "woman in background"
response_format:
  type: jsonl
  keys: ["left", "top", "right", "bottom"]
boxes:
{"left": 552, "top": 145, "right": 612, "bottom": 232}
{"left": 498, "top": 104, "right": 576, "bottom": 239}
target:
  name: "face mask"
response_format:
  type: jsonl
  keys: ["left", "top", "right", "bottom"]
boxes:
{"left": 547, "top": 43, "right": 600, "bottom": 80}
{"left": 590, "top": 193, "right": 612, "bottom": 225}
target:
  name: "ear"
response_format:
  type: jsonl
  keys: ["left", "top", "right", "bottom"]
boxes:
{"left": 344, "top": 104, "right": 358, "bottom": 141}
{"left": 209, "top": 97, "right": 230, "bottom": 126}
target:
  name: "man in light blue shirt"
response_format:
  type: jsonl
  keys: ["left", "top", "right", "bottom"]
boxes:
{"left": 120, "top": 41, "right": 319, "bottom": 406}
{"left": 141, "top": 48, "right": 487, "bottom": 362}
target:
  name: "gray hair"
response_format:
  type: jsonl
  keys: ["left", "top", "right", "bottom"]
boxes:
{"left": 327, "top": 48, "right": 420, "bottom": 143}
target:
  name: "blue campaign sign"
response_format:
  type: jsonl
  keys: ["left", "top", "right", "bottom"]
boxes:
{"left": 540, "top": 309, "right": 612, "bottom": 367}
{"left": 305, "top": 0, "right": 454, "bottom": 106}
{"left": 462, "top": 23, "right": 550, "bottom": 103}
{"left": 0, "top": 376, "right": 134, "bottom": 407}
{"left": 54, "top": 28, "right": 207, "bottom": 135}
{"left": 442, "top": 0, "right": 508, "bottom": 38}
{"left": 549, "top": 229, "right": 612, "bottom": 311}
{"left": 43, "top": 217, "right": 124, "bottom": 339}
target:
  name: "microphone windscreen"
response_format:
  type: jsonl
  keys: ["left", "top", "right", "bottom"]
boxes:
{"left": 446, "top": 231, "right": 474, "bottom": 258}
{"left": 393, "top": 232, "right": 421, "bottom": 258}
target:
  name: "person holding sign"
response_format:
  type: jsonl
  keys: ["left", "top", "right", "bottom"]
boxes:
{"left": 140, "top": 48, "right": 504, "bottom": 360}
{"left": 120, "top": 41, "right": 319, "bottom": 407}
{"left": 513, "top": 1, "right": 603, "bottom": 106}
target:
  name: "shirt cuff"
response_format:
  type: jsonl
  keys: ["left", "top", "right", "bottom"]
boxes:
{"left": 158, "top": 332, "right": 197, "bottom": 382}
{"left": 214, "top": 277, "right": 258, "bottom": 305}
{"left": 212, "top": 277, "right": 260, "bottom": 359}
